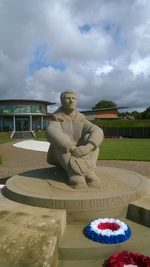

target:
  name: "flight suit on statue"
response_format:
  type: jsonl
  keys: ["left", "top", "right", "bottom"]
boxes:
{"left": 46, "top": 91, "right": 104, "bottom": 188}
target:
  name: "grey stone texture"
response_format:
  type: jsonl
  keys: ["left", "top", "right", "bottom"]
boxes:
{"left": 46, "top": 91, "right": 103, "bottom": 188}
{"left": 4, "top": 166, "right": 150, "bottom": 222}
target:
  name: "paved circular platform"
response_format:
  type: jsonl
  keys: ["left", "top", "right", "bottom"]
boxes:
{"left": 4, "top": 165, "right": 149, "bottom": 220}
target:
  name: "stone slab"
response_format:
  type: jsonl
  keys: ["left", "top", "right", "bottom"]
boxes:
{"left": 0, "top": 192, "right": 66, "bottom": 267}
{"left": 4, "top": 166, "right": 149, "bottom": 221}
{"left": 58, "top": 259, "right": 102, "bottom": 267}
{"left": 127, "top": 195, "right": 150, "bottom": 227}
{"left": 59, "top": 219, "right": 150, "bottom": 261}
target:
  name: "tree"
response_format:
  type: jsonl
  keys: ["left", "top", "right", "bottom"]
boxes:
{"left": 141, "top": 107, "right": 150, "bottom": 119}
{"left": 131, "top": 111, "right": 141, "bottom": 119}
{"left": 118, "top": 111, "right": 141, "bottom": 119}
{"left": 93, "top": 100, "right": 117, "bottom": 109}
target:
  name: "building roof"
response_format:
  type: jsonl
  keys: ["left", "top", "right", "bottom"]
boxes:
{"left": 0, "top": 99, "right": 56, "bottom": 105}
{"left": 81, "top": 106, "right": 128, "bottom": 114}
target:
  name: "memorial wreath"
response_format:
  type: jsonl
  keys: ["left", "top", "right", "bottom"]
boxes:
{"left": 106, "top": 250, "right": 150, "bottom": 267}
{"left": 84, "top": 218, "right": 131, "bottom": 244}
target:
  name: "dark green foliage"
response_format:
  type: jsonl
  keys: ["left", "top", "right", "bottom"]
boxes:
{"left": 93, "top": 100, "right": 117, "bottom": 109}
{"left": 119, "top": 111, "right": 142, "bottom": 119}
{"left": 119, "top": 106, "right": 150, "bottom": 119}
{"left": 141, "top": 107, "right": 150, "bottom": 119}
{"left": 34, "top": 130, "right": 46, "bottom": 140}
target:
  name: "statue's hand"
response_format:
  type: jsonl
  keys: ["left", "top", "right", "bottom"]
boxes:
{"left": 72, "top": 143, "right": 94, "bottom": 157}
{"left": 69, "top": 145, "right": 76, "bottom": 154}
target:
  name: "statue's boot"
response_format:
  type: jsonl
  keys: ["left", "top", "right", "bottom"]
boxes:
{"left": 85, "top": 171, "right": 100, "bottom": 187}
{"left": 68, "top": 173, "right": 86, "bottom": 189}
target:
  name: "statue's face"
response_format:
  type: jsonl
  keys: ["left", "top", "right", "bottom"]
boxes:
{"left": 61, "top": 93, "right": 77, "bottom": 111}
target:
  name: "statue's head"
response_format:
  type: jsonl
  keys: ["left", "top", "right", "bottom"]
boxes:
{"left": 60, "top": 90, "right": 77, "bottom": 112}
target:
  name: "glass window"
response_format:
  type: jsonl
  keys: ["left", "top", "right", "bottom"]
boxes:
{"left": 33, "top": 118, "right": 41, "bottom": 130}
{"left": 0, "top": 104, "right": 45, "bottom": 114}
{"left": 3, "top": 117, "right": 13, "bottom": 131}
{"left": 43, "top": 118, "right": 49, "bottom": 129}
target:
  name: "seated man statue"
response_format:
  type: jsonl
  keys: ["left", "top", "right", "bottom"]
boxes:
{"left": 46, "top": 90, "right": 104, "bottom": 188}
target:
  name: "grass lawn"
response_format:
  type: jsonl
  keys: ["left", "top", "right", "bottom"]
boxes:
{"left": 99, "top": 139, "right": 150, "bottom": 161}
{"left": 0, "top": 132, "right": 12, "bottom": 144}
{"left": 34, "top": 131, "right": 47, "bottom": 141}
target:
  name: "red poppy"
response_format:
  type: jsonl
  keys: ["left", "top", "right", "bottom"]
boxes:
{"left": 106, "top": 251, "right": 150, "bottom": 267}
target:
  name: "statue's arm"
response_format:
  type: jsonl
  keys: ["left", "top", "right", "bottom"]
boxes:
{"left": 71, "top": 120, "right": 104, "bottom": 158}
{"left": 83, "top": 120, "right": 104, "bottom": 148}
{"left": 46, "top": 121, "right": 75, "bottom": 152}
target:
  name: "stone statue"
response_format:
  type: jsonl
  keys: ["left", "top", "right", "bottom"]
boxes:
{"left": 46, "top": 90, "right": 104, "bottom": 188}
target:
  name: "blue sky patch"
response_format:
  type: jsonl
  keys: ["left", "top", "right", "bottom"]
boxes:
{"left": 79, "top": 23, "right": 91, "bottom": 33}
{"left": 29, "top": 44, "right": 66, "bottom": 74}
{"left": 29, "top": 44, "right": 49, "bottom": 73}
{"left": 103, "top": 21, "right": 126, "bottom": 46}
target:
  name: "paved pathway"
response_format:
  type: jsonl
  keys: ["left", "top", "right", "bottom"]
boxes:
{"left": 0, "top": 141, "right": 48, "bottom": 179}
{"left": 0, "top": 140, "right": 150, "bottom": 179}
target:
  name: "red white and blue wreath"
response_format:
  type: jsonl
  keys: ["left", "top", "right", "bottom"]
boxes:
{"left": 84, "top": 218, "right": 131, "bottom": 244}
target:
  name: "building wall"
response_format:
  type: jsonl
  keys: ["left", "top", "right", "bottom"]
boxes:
{"left": 95, "top": 110, "right": 118, "bottom": 119}
{"left": 0, "top": 115, "right": 50, "bottom": 131}
{"left": 0, "top": 100, "right": 52, "bottom": 131}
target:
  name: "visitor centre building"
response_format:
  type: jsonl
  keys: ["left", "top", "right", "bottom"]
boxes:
{"left": 0, "top": 99, "right": 55, "bottom": 134}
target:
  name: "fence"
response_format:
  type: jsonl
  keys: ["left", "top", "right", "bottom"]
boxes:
{"left": 102, "top": 127, "right": 150, "bottom": 138}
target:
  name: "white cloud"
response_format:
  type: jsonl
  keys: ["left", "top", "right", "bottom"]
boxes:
{"left": 129, "top": 55, "right": 150, "bottom": 77}
{"left": 96, "top": 64, "right": 114, "bottom": 76}
{"left": 0, "top": 0, "right": 150, "bottom": 110}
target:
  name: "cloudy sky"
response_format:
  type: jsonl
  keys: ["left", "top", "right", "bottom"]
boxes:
{"left": 0, "top": 0, "right": 150, "bottom": 111}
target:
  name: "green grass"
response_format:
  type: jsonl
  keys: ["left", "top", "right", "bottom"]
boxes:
{"left": 0, "top": 132, "right": 12, "bottom": 144}
{"left": 34, "top": 131, "right": 46, "bottom": 141}
{"left": 99, "top": 139, "right": 150, "bottom": 161}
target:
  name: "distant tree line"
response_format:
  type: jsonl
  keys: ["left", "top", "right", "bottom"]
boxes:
{"left": 119, "top": 107, "right": 150, "bottom": 119}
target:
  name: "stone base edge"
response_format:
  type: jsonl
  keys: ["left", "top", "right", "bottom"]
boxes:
{"left": 126, "top": 197, "right": 150, "bottom": 228}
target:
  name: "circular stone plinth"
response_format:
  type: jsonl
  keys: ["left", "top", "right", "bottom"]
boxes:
{"left": 4, "top": 166, "right": 149, "bottom": 216}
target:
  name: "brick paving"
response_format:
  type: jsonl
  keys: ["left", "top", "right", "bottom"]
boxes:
{"left": 0, "top": 141, "right": 150, "bottom": 180}
{"left": 0, "top": 141, "right": 49, "bottom": 179}
{"left": 98, "top": 160, "right": 150, "bottom": 179}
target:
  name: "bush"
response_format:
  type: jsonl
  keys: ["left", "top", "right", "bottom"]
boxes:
{"left": 0, "top": 132, "right": 11, "bottom": 144}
